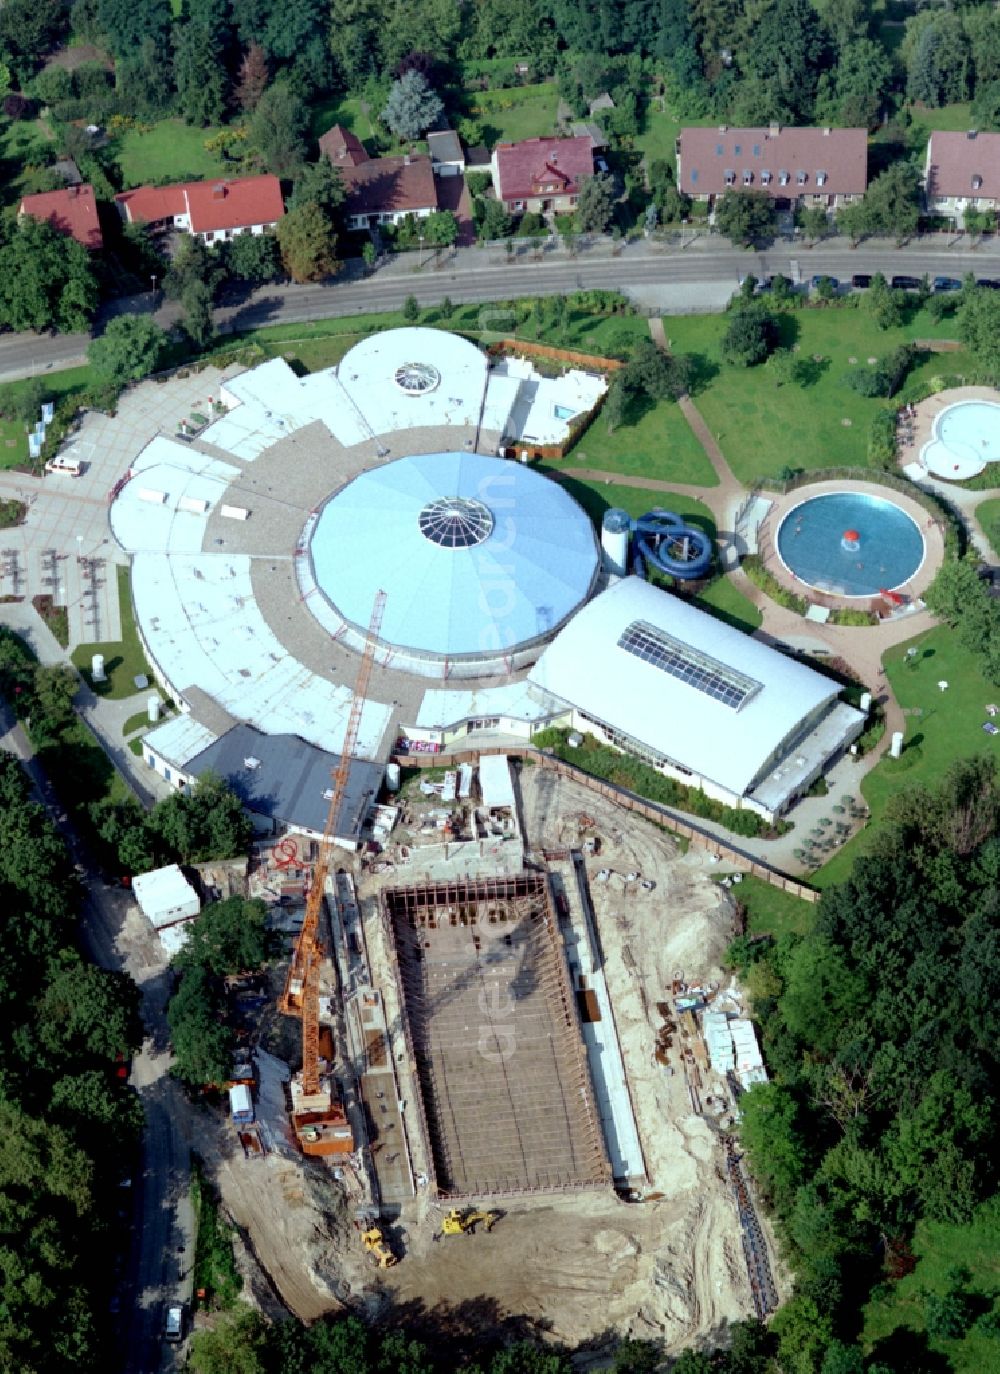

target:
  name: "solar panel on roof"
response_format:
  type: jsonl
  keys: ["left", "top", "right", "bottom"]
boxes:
{"left": 617, "top": 619, "right": 762, "bottom": 710}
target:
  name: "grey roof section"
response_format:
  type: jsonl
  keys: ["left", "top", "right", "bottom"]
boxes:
{"left": 185, "top": 724, "right": 384, "bottom": 841}
{"left": 427, "top": 129, "right": 464, "bottom": 164}
{"left": 182, "top": 685, "right": 240, "bottom": 739}
{"left": 571, "top": 121, "right": 608, "bottom": 149}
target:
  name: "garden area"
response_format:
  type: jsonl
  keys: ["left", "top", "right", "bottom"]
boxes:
{"left": 665, "top": 305, "right": 973, "bottom": 484}
{"left": 814, "top": 622, "right": 1000, "bottom": 887}
{"left": 459, "top": 81, "right": 559, "bottom": 144}
{"left": 114, "top": 118, "right": 229, "bottom": 188}
{"left": 977, "top": 497, "right": 1000, "bottom": 559}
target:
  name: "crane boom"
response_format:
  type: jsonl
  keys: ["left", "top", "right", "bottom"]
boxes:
{"left": 280, "top": 590, "right": 386, "bottom": 1099}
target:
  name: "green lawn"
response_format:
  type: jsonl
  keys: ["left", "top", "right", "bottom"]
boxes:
{"left": 665, "top": 307, "right": 972, "bottom": 484}
{"left": 115, "top": 119, "right": 229, "bottom": 188}
{"left": 566, "top": 395, "right": 719, "bottom": 487}
{"left": 696, "top": 573, "right": 763, "bottom": 633}
{"left": 863, "top": 1197, "right": 1000, "bottom": 1374}
{"left": 976, "top": 498, "right": 1000, "bottom": 559}
{"left": 633, "top": 106, "right": 714, "bottom": 172}
{"left": 726, "top": 873, "right": 814, "bottom": 939}
{"left": 814, "top": 622, "right": 1000, "bottom": 887}
{"left": 0, "top": 367, "right": 93, "bottom": 472}
{"left": 906, "top": 101, "right": 975, "bottom": 139}
{"left": 464, "top": 82, "right": 559, "bottom": 143}
{"left": 0, "top": 118, "right": 56, "bottom": 205}
{"left": 308, "top": 95, "right": 379, "bottom": 145}
{"left": 71, "top": 566, "right": 155, "bottom": 697}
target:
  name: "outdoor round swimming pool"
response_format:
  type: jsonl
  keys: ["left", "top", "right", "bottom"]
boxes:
{"left": 776, "top": 491, "right": 925, "bottom": 598}
{"left": 921, "top": 398, "right": 1000, "bottom": 480}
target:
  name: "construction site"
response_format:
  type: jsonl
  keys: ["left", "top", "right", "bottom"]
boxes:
{"left": 191, "top": 740, "right": 782, "bottom": 1351}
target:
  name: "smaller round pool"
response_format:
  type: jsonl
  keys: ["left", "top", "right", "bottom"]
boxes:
{"left": 922, "top": 399, "right": 1000, "bottom": 480}
{"left": 776, "top": 491, "right": 925, "bottom": 598}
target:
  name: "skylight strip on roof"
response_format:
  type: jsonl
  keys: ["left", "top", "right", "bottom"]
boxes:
{"left": 617, "top": 619, "right": 762, "bottom": 710}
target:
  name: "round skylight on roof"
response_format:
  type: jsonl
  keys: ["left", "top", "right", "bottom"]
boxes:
{"left": 394, "top": 361, "right": 441, "bottom": 395}
{"left": 418, "top": 496, "right": 494, "bottom": 548}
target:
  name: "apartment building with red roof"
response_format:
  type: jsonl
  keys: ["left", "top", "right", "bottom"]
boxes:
{"left": 115, "top": 174, "right": 284, "bottom": 244}
{"left": 18, "top": 184, "right": 103, "bottom": 251}
{"left": 490, "top": 135, "right": 595, "bottom": 213}
{"left": 924, "top": 130, "right": 1000, "bottom": 225}
{"left": 677, "top": 125, "right": 867, "bottom": 216}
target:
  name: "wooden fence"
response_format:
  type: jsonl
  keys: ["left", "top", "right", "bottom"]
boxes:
{"left": 487, "top": 338, "right": 625, "bottom": 372}
{"left": 393, "top": 745, "right": 819, "bottom": 903}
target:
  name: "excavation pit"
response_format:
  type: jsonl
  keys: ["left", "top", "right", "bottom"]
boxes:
{"left": 383, "top": 874, "right": 610, "bottom": 1198}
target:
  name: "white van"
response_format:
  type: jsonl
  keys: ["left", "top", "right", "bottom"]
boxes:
{"left": 44, "top": 454, "right": 82, "bottom": 477}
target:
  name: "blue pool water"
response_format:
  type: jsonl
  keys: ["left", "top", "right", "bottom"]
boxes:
{"left": 938, "top": 400, "right": 1000, "bottom": 463}
{"left": 554, "top": 404, "right": 576, "bottom": 421}
{"left": 776, "top": 492, "right": 925, "bottom": 598}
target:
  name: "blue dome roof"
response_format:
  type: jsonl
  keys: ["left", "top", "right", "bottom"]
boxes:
{"left": 310, "top": 452, "right": 599, "bottom": 660}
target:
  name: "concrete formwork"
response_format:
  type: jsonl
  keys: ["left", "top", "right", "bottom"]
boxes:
{"left": 382, "top": 874, "right": 611, "bottom": 1199}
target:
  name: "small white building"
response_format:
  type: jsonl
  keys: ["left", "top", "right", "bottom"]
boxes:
{"left": 478, "top": 753, "right": 517, "bottom": 829}
{"left": 133, "top": 864, "right": 201, "bottom": 956}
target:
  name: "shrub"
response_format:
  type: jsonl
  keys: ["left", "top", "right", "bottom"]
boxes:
{"left": 847, "top": 343, "right": 916, "bottom": 399}
{"left": 868, "top": 408, "right": 898, "bottom": 469}
{"left": 742, "top": 555, "right": 808, "bottom": 614}
{"left": 721, "top": 303, "right": 778, "bottom": 367}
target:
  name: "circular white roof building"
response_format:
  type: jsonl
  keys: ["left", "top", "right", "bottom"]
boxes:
{"left": 299, "top": 451, "right": 600, "bottom": 677}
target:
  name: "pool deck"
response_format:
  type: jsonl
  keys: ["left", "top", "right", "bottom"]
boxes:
{"left": 756, "top": 478, "right": 946, "bottom": 614}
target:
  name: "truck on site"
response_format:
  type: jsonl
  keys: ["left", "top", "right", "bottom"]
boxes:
{"left": 362, "top": 1225, "right": 397, "bottom": 1268}
{"left": 228, "top": 1083, "right": 254, "bottom": 1126}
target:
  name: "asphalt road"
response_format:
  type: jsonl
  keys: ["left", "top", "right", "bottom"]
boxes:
{"left": 2, "top": 232, "right": 1000, "bottom": 382}
{"left": 0, "top": 701, "right": 193, "bottom": 1374}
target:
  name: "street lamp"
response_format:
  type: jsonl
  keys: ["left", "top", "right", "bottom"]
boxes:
{"left": 150, "top": 274, "right": 158, "bottom": 300}
{"left": 418, "top": 230, "right": 425, "bottom": 269}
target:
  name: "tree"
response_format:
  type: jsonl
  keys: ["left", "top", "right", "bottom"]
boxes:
{"left": 234, "top": 42, "right": 269, "bottom": 113}
{"left": 476, "top": 196, "right": 512, "bottom": 240}
{"left": 187, "top": 1306, "right": 271, "bottom": 1374}
{"left": 575, "top": 172, "right": 616, "bottom": 233}
{"left": 715, "top": 189, "right": 775, "bottom": 247}
{"left": 289, "top": 159, "right": 346, "bottom": 217}
{"left": 0, "top": 218, "right": 99, "bottom": 333}
{"left": 148, "top": 774, "right": 253, "bottom": 865}
{"left": 736, "top": 0, "right": 829, "bottom": 121}
{"left": 38, "top": 951, "right": 143, "bottom": 1062}
{"left": 620, "top": 337, "right": 690, "bottom": 401}
{"left": 905, "top": 11, "right": 970, "bottom": 107}
{"left": 181, "top": 279, "right": 215, "bottom": 349}
{"left": 380, "top": 70, "right": 444, "bottom": 141}
{"left": 721, "top": 303, "right": 778, "bottom": 367}
{"left": 864, "top": 272, "right": 903, "bottom": 330}
{"left": 168, "top": 964, "right": 232, "bottom": 1085}
{"left": 222, "top": 231, "right": 283, "bottom": 285}
{"left": 175, "top": 897, "right": 268, "bottom": 977}
{"left": 972, "top": 80, "right": 1000, "bottom": 134}
{"left": 959, "top": 287, "right": 1000, "bottom": 375}
{"left": 88, "top": 316, "right": 167, "bottom": 386}
{"left": 249, "top": 81, "right": 308, "bottom": 176}
{"left": 402, "top": 294, "right": 420, "bottom": 323}
{"left": 439, "top": 295, "right": 454, "bottom": 319}
{"left": 276, "top": 201, "right": 340, "bottom": 282}
{"left": 173, "top": 16, "right": 227, "bottom": 126}
{"left": 421, "top": 210, "right": 458, "bottom": 246}
{"left": 799, "top": 205, "right": 829, "bottom": 243}
{"left": 857, "top": 163, "right": 922, "bottom": 243}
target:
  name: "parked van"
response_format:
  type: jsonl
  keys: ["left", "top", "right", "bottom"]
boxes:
{"left": 44, "top": 454, "right": 82, "bottom": 477}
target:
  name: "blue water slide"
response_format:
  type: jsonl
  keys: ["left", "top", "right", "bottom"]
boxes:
{"left": 629, "top": 508, "right": 714, "bottom": 581}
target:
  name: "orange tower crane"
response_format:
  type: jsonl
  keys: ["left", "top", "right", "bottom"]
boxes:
{"left": 280, "top": 590, "right": 386, "bottom": 1151}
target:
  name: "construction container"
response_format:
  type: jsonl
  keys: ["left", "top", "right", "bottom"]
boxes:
{"left": 91, "top": 653, "right": 106, "bottom": 682}
{"left": 228, "top": 1083, "right": 254, "bottom": 1126}
{"left": 385, "top": 762, "right": 400, "bottom": 792}
{"left": 147, "top": 696, "right": 161, "bottom": 723}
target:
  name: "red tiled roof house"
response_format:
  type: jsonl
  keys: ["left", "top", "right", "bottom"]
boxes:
{"left": 490, "top": 136, "right": 595, "bottom": 214}
{"left": 318, "top": 125, "right": 438, "bottom": 230}
{"left": 677, "top": 125, "right": 867, "bottom": 217}
{"left": 114, "top": 175, "right": 284, "bottom": 244}
{"left": 18, "top": 184, "right": 104, "bottom": 251}
{"left": 925, "top": 130, "right": 1000, "bottom": 225}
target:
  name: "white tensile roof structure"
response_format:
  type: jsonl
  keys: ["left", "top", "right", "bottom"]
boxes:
{"left": 529, "top": 577, "right": 862, "bottom": 805}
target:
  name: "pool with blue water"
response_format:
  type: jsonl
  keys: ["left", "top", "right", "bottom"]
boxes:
{"left": 776, "top": 491, "right": 925, "bottom": 598}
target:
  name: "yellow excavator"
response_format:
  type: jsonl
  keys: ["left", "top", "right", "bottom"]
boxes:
{"left": 362, "top": 1225, "right": 397, "bottom": 1268}
{"left": 440, "top": 1207, "right": 502, "bottom": 1237}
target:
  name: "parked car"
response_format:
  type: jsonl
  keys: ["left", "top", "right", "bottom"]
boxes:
{"left": 811, "top": 274, "right": 838, "bottom": 291}
{"left": 976, "top": 277, "right": 1000, "bottom": 290}
{"left": 932, "top": 276, "right": 961, "bottom": 292}
{"left": 850, "top": 273, "right": 872, "bottom": 289}
{"left": 891, "top": 275, "right": 921, "bottom": 290}
{"left": 163, "top": 1304, "right": 185, "bottom": 1344}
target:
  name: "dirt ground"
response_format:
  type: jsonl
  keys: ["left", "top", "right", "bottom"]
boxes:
{"left": 207, "top": 762, "right": 777, "bottom": 1351}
